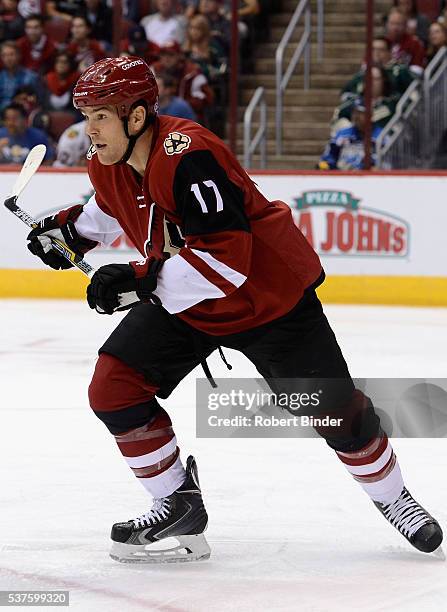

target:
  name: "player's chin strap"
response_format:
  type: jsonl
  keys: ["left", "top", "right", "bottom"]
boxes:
{"left": 116, "top": 100, "right": 155, "bottom": 165}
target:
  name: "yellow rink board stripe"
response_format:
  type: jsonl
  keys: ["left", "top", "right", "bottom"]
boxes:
{"left": 0, "top": 269, "right": 89, "bottom": 299}
{"left": 317, "top": 275, "right": 447, "bottom": 306}
{"left": 1, "top": 269, "right": 447, "bottom": 307}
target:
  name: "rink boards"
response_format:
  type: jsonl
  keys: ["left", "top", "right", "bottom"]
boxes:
{"left": 0, "top": 168, "right": 446, "bottom": 306}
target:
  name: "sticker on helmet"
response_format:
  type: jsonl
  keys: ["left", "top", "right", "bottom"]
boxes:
{"left": 164, "top": 132, "right": 191, "bottom": 156}
{"left": 122, "top": 59, "right": 144, "bottom": 71}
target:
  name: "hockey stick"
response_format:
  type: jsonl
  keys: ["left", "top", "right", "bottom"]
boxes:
{"left": 4, "top": 145, "right": 139, "bottom": 309}
{"left": 4, "top": 145, "right": 95, "bottom": 278}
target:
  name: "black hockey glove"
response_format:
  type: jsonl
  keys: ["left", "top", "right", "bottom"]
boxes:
{"left": 87, "top": 257, "right": 164, "bottom": 315}
{"left": 27, "top": 205, "right": 98, "bottom": 270}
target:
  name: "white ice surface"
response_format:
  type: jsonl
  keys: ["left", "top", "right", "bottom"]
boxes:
{"left": 0, "top": 300, "right": 447, "bottom": 612}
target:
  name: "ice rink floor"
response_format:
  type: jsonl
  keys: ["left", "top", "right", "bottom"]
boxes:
{"left": 1, "top": 299, "right": 447, "bottom": 612}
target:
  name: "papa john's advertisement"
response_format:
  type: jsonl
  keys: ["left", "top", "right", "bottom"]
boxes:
{"left": 252, "top": 174, "right": 445, "bottom": 277}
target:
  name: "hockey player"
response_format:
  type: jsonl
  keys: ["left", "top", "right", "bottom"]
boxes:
{"left": 26, "top": 57, "right": 443, "bottom": 563}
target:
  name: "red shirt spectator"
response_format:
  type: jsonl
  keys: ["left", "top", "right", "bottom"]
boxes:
{"left": 151, "top": 41, "right": 214, "bottom": 122}
{"left": 67, "top": 15, "right": 104, "bottom": 72}
{"left": 385, "top": 8, "right": 425, "bottom": 74}
{"left": 16, "top": 14, "right": 56, "bottom": 74}
{"left": 44, "top": 51, "right": 79, "bottom": 110}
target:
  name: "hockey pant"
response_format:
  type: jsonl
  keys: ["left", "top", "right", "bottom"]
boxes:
{"left": 89, "top": 286, "right": 403, "bottom": 503}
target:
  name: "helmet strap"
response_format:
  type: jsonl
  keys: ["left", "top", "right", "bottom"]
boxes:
{"left": 116, "top": 100, "right": 155, "bottom": 165}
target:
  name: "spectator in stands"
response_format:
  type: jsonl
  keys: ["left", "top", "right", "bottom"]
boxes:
{"left": 184, "top": 14, "right": 226, "bottom": 80}
{"left": 426, "top": 21, "right": 447, "bottom": 63}
{"left": 46, "top": 0, "right": 85, "bottom": 22}
{"left": 341, "top": 38, "right": 415, "bottom": 102}
{"left": 180, "top": 0, "right": 199, "bottom": 19}
{"left": 120, "top": 24, "right": 159, "bottom": 64}
{"left": 12, "top": 83, "right": 49, "bottom": 130}
{"left": 157, "top": 73, "right": 196, "bottom": 119}
{"left": 237, "top": 0, "right": 267, "bottom": 44}
{"left": 53, "top": 118, "right": 89, "bottom": 166}
{"left": 222, "top": 0, "right": 266, "bottom": 70}
{"left": 43, "top": 51, "right": 79, "bottom": 111}
{"left": 123, "top": 0, "right": 140, "bottom": 24}
{"left": 385, "top": 8, "right": 425, "bottom": 75}
{"left": 373, "top": 36, "right": 392, "bottom": 66}
{"left": 0, "top": 0, "right": 24, "bottom": 41}
{"left": 140, "top": 0, "right": 187, "bottom": 48}
{"left": 0, "top": 41, "right": 38, "bottom": 110}
{"left": 84, "top": 0, "right": 112, "bottom": 49}
{"left": 199, "top": 0, "right": 230, "bottom": 53}
{"left": 0, "top": 101, "right": 52, "bottom": 162}
{"left": 16, "top": 14, "right": 56, "bottom": 74}
{"left": 393, "top": 0, "right": 430, "bottom": 46}
{"left": 335, "top": 67, "right": 397, "bottom": 134}
{"left": 67, "top": 15, "right": 104, "bottom": 72}
{"left": 151, "top": 40, "right": 214, "bottom": 122}
{"left": 318, "top": 100, "right": 382, "bottom": 171}
{"left": 373, "top": 37, "right": 415, "bottom": 94}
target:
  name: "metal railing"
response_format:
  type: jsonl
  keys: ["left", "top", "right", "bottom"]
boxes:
{"left": 243, "top": 87, "right": 267, "bottom": 169}
{"left": 376, "top": 80, "right": 423, "bottom": 169}
{"left": 275, "top": 0, "right": 324, "bottom": 155}
{"left": 423, "top": 47, "right": 447, "bottom": 165}
{"left": 317, "top": 0, "right": 324, "bottom": 61}
{"left": 377, "top": 48, "right": 447, "bottom": 168}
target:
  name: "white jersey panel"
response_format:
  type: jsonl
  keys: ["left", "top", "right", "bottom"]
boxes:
{"left": 153, "top": 254, "right": 226, "bottom": 313}
{"left": 74, "top": 194, "right": 124, "bottom": 247}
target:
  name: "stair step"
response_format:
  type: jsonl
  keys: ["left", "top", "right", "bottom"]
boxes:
{"left": 281, "top": 0, "right": 390, "bottom": 12}
{"left": 241, "top": 73, "right": 349, "bottom": 90}
{"left": 240, "top": 154, "right": 319, "bottom": 170}
{"left": 269, "top": 25, "right": 372, "bottom": 44}
{"left": 240, "top": 88, "right": 340, "bottom": 105}
{"left": 255, "top": 42, "right": 366, "bottom": 59}
{"left": 231, "top": 0, "right": 389, "bottom": 169}
{"left": 237, "top": 139, "right": 324, "bottom": 155}
{"left": 251, "top": 58, "right": 360, "bottom": 75}
{"left": 238, "top": 122, "right": 329, "bottom": 140}
{"left": 238, "top": 106, "right": 334, "bottom": 122}
{"left": 269, "top": 12, "right": 382, "bottom": 26}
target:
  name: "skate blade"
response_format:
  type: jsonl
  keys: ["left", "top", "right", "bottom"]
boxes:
{"left": 110, "top": 534, "right": 211, "bottom": 564}
{"left": 432, "top": 545, "right": 446, "bottom": 561}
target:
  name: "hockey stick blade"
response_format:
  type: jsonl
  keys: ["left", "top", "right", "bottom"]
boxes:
{"left": 10, "top": 144, "right": 46, "bottom": 198}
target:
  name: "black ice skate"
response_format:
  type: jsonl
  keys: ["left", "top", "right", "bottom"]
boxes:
{"left": 110, "top": 456, "right": 210, "bottom": 563}
{"left": 374, "top": 487, "right": 444, "bottom": 555}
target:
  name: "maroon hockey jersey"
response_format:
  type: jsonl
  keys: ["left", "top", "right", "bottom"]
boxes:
{"left": 77, "top": 115, "right": 322, "bottom": 335}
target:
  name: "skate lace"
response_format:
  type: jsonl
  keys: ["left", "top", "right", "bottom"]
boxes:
{"left": 132, "top": 498, "right": 171, "bottom": 529}
{"left": 382, "top": 490, "right": 431, "bottom": 537}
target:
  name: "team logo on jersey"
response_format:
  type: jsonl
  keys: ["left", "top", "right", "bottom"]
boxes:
{"left": 164, "top": 132, "right": 191, "bottom": 156}
{"left": 86, "top": 144, "right": 97, "bottom": 160}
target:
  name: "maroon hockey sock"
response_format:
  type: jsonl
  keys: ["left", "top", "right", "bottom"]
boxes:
{"left": 335, "top": 433, "right": 404, "bottom": 504}
{"left": 114, "top": 408, "right": 186, "bottom": 498}
{"left": 89, "top": 353, "right": 186, "bottom": 498}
